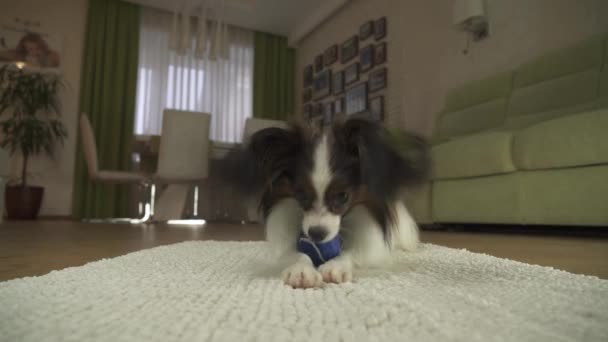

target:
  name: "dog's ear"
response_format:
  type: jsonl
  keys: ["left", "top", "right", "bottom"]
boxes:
{"left": 336, "top": 119, "right": 430, "bottom": 199}
{"left": 220, "top": 125, "right": 305, "bottom": 197}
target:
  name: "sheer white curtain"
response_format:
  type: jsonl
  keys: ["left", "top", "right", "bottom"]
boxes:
{"left": 135, "top": 7, "right": 253, "bottom": 142}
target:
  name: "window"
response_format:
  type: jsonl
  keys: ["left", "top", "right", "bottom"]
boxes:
{"left": 135, "top": 7, "right": 254, "bottom": 143}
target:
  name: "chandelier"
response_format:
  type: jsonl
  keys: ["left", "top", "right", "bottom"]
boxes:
{"left": 168, "top": 0, "right": 229, "bottom": 60}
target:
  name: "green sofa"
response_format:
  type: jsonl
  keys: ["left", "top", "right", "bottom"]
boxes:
{"left": 410, "top": 34, "right": 608, "bottom": 226}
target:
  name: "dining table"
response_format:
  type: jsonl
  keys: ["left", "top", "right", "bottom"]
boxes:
{"left": 131, "top": 135, "right": 249, "bottom": 222}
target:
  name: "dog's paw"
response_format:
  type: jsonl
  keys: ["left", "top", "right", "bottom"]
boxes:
{"left": 282, "top": 262, "right": 323, "bottom": 288}
{"left": 319, "top": 259, "right": 353, "bottom": 284}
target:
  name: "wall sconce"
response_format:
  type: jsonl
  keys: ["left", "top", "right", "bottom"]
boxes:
{"left": 453, "top": 0, "right": 488, "bottom": 41}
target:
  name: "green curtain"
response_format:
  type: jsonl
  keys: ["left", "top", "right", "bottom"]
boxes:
{"left": 72, "top": 0, "right": 140, "bottom": 219}
{"left": 253, "top": 32, "right": 295, "bottom": 120}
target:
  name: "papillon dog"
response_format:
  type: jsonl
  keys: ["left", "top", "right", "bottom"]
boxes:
{"left": 222, "top": 118, "right": 430, "bottom": 288}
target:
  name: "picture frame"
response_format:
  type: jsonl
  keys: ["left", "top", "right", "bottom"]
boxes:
{"left": 369, "top": 96, "right": 384, "bottom": 121}
{"left": 302, "top": 88, "right": 312, "bottom": 103}
{"left": 313, "top": 69, "right": 332, "bottom": 100}
{"left": 374, "top": 42, "right": 387, "bottom": 65}
{"left": 334, "top": 97, "right": 344, "bottom": 115}
{"left": 369, "top": 67, "right": 387, "bottom": 92}
{"left": 340, "top": 36, "right": 359, "bottom": 64}
{"left": 344, "top": 63, "right": 359, "bottom": 85}
{"left": 314, "top": 54, "right": 323, "bottom": 72}
{"left": 360, "top": 45, "right": 374, "bottom": 72}
{"left": 324, "top": 44, "right": 338, "bottom": 66}
{"left": 374, "top": 17, "right": 387, "bottom": 40}
{"left": 313, "top": 102, "right": 324, "bottom": 117}
{"left": 303, "top": 104, "right": 312, "bottom": 119}
{"left": 345, "top": 82, "right": 368, "bottom": 115}
{"left": 0, "top": 28, "right": 63, "bottom": 72}
{"left": 303, "top": 65, "right": 313, "bottom": 87}
{"left": 310, "top": 115, "right": 324, "bottom": 130}
{"left": 323, "top": 102, "right": 334, "bottom": 126}
{"left": 359, "top": 21, "right": 374, "bottom": 40}
{"left": 332, "top": 70, "right": 344, "bottom": 95}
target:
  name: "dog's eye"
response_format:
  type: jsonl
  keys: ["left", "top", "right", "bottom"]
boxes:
{"left": 294, "top": 189, "right": 313, "bottom": 209}
{"left": 332, "top": 192, "right": 349, "bottom": 206}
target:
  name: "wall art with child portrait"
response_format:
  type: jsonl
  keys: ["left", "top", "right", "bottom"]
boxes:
{"left": 0, "top": 28, "right": 62, "bottom": 71}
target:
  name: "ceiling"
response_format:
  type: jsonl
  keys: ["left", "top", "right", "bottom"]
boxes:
{"left": 126, "top": 0, "right": 349, "bottom": 45}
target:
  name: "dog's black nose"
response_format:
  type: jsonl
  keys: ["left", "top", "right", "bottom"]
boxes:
{"left": 308, "top": 226, "right": 327, "bottom": 242}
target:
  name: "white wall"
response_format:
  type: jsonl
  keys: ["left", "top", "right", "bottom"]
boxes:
{"left": 295, "top": 0, "right": 608, "bottom": 136}
{"left": 2, "top": 0, "right": 608, "bottom": 216}
{"left": 1, "top": 0, "right": 88, "bottom": 216}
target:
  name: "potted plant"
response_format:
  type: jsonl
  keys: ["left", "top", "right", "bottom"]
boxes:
{"left": 0, "top": 64, "right": 67, "bottom": 219}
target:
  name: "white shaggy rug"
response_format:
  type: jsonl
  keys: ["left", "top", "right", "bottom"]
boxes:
{"left": 1, "top": 241, "right": 607, "bottom": 342}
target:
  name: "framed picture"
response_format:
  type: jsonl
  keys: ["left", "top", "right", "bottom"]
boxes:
{"left": 323, "top": 102, "right": 334, "bottom": 126}
{"left": 310, "top": 115, "right": 324, "bottom": 130}
{"left": 334, "top": 97, "right": 344, "bottom": 115}
{"left": 369, "top": 96, "right": 384, "bottom": 121}
{"left": 359, "top": 21, "right": 374, "bottom": 40}
{"left": 313, "top": 69, "right": 332, "bottom": 100}
{"left": 0, "top": 28, "right": 62, "bottom": 72}
{"left": 303, "top": 104, "right": 312, "bottom": 119}
{"left": 313, "top": 102, "right": 324, "bottom": 117}
{"left": 340, "top": 36, "right": 359, "bottom": 64}
{"left": 332, "top": 70, "right": 344, "bottom": 95}
{"left": 324, "top": 45, "right": 338, "bottom": 66}
{"left": 302, "top": 88, "right": 312, "bottom": 103}
{"left": 344, "top": 63, "right": 359, "bottom": 85}
{"left": 303, "top": 65, "right": 313, "bottom": 87}
{"left": 314, "top": 54, "right": 323, "bottom": 72}
{"left": 369, "top": 67, "right": 387, "bottom": 92}
{"left": 374, "top": 42, "right": 387, "bottom": 65}
{"left": 360, "top": 45, "right": 374, "bottom": 72}
{"left": 374, "top": 17, "right": 387, "bottom": 40}
{"left": 345, "top": 82, "right": 368, "bottom": 115}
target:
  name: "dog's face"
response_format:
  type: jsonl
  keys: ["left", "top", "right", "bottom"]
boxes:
{"left": 290, "top": 134, "right": 361, "bottom": 243}
{"left": 223, "top": 119, "right": 429, "bottom": 243}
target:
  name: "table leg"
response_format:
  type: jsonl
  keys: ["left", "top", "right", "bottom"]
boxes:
{"left": 153, "top": 184, "right": 190, "bottom": 221}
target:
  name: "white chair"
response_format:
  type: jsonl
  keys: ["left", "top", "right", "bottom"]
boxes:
{"left": 241, "top": 117, "right": 288, "bottom": 222}
{"left": 79, "top": 113, "right": 152, "bottom": 223}
{"left": 0, "top": 147, "right": 7, "bottom": 223}
{"left": 151, "top": 109, "right": 211, "bottom": 223}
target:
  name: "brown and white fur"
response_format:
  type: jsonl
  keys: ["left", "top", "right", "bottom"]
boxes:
{"left": 222, "top": 119, "right": 430, "bottom": 288}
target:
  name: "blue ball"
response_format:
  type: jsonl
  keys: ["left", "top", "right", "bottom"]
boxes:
{"left": 297, "top": 234, "right": 342, "bottom": 267}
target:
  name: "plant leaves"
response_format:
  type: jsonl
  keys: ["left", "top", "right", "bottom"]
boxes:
{"left": 0, "top": 64, "right": 68, "bottom": 184}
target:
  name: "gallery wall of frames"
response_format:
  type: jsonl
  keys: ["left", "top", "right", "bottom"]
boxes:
{"left": 302, "top": 17, "right": 387, "bottom": 128}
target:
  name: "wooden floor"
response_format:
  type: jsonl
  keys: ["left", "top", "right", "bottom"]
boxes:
{"left": 1, "top": 220, "right": 607, "bottom": 282}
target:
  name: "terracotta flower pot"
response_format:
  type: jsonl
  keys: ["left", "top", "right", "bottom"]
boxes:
{"left": 5, "top": 185, "right": 44, "bottom": 220}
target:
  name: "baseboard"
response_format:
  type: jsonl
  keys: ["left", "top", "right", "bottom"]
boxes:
{"left": 421, "top": 223, "right": 608, "bottom": 238}
{"left": 36, "top": 215, "right": 75, "bottom": 221}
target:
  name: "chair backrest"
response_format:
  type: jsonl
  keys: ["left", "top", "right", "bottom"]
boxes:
{"left": 79, "top": 113, "right": 99, "bottom": 176}
{"left": 0, "top": 147, "right": 8, "bottom": 176}
{"left": 157, "top": 109, "right": 211, "bottom": 180}
{"left": 242, "top": 117, "right": 288, "bottom": 142}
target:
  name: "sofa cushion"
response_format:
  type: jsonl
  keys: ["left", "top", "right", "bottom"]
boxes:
{"left": 504, "top": 100, "right": 602, "bottom": 129}
{"left": 507, "top": 69, "right": 600, "bottom": 118}
{"left": 513, "top": 108, "right": 608, "bottom": 170}
{"left": 519, "top": 165, "right": 608, "bottom": 226}
{"left": 600, "top": 67, "right": 608, "bottom": 97}
{"left": 444, "top": 72, "right": 513, "bottom": 112}
{"left": 432, "top": 173, "right": 521, "bottom": 224}
{"left": 432, "top": 131, "right": 515, "bottom": 179}
{"left": 513, "top": 37, "right": 603, "bottom": 88}
{"left": 435, "top": 99, "right": 507, "bottom": 141}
